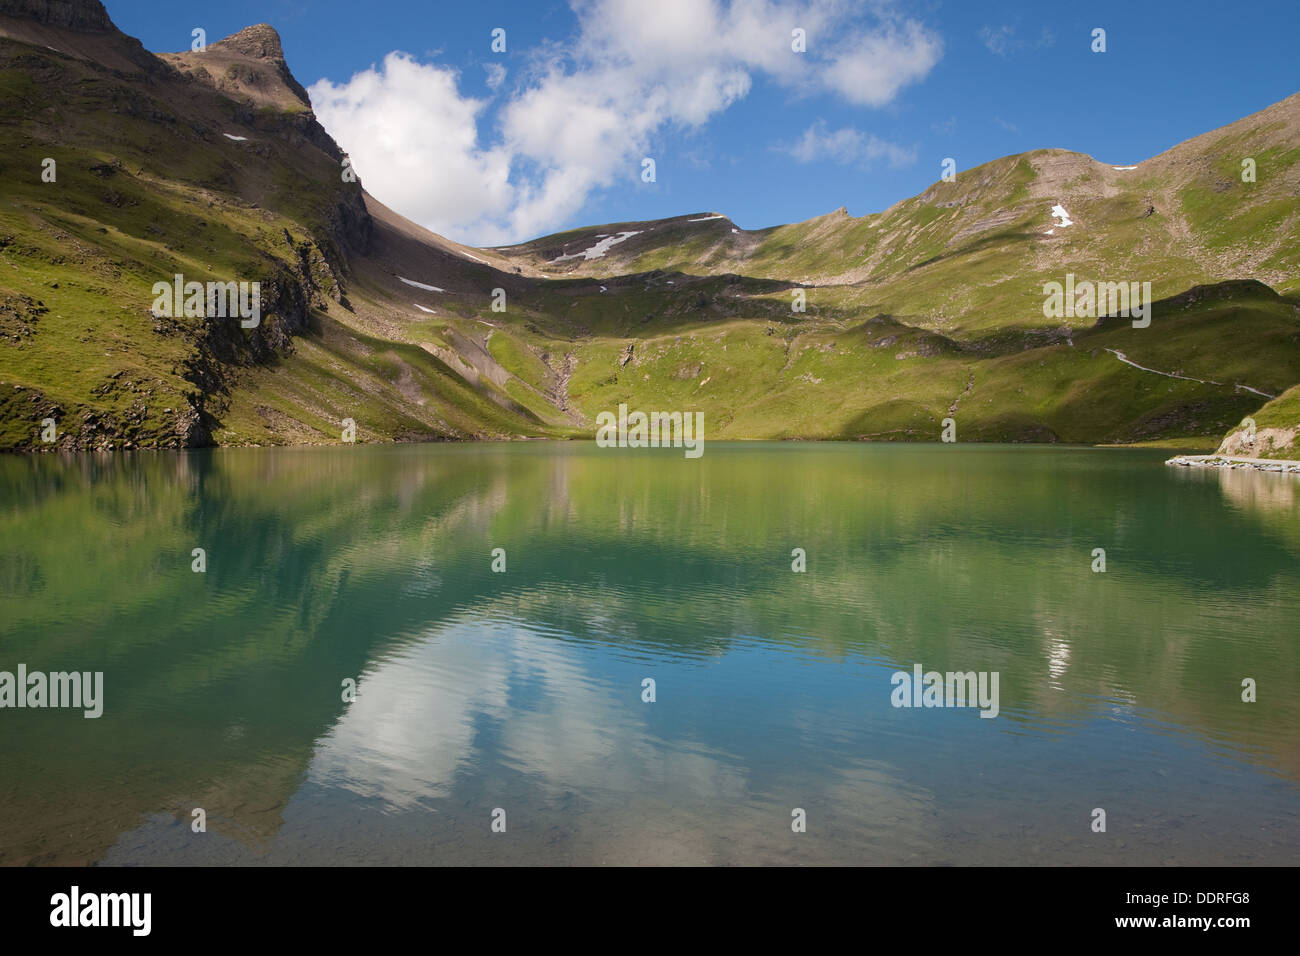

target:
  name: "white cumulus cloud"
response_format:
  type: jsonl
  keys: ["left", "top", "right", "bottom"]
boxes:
{"left": 310, "top": 53, "right": 515, "bottom": 241}
{"left": 309, "top": 0, "right": 943, "bottom": 245}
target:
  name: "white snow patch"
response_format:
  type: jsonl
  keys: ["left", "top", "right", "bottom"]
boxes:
{"left": 460, "top": 251, "right": 487, "bottom": 263}
{"left": 223, "top": 134, "right": 248, "bottom": 142}
{"left": 1050, "top": 204, "right": 1074, "bottom": 228}
{"left": 399, "top": 276, "right": 444, "bottom": 292}
{"left": 414, "top": 304, "right": 437, "bottom": 314}
{"left": 731, "top": 228, "right": 738, "bottom": 234}
{"left": 688, "top": 215, "right": 725, "bottom": 222}
{"left": 551, "top": 231, "right": 641, "bottom": 262}
{"left": 1045, "top": 229, "right": 1055, "bottom": 235}
{"left": 599, "top": 286, "right": 607, "bottom": 293}
{"left": 1112, "top": 165, "right": 1138, "bottom": 170}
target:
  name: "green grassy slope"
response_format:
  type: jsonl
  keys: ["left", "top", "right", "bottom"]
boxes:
{"left": 503, "top": 280, "right": 1294, "bottom": 444}
{"left": 0, "top": 13, "right": 559, "bottom": 450}
{"left": 2, "top": 2, "right": 1297, "bottom": 451}
{"left": 479, "top": 93, "right": 1300, "bottom": 445}
{"left": 501, "top": 93, "right": 1300, "bottom": 339}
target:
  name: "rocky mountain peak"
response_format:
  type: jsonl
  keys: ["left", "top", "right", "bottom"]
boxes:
{"left": 211, "top": 23, "right": 285, "bottom": 61}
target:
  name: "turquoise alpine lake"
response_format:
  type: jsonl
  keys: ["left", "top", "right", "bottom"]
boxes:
{"left": 0, "top": 442, "right": 1297, "bottom": 865}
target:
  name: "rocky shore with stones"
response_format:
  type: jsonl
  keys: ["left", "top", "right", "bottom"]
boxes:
{"left": 1166, "top": 454, "right": 1300, "bottom": 475}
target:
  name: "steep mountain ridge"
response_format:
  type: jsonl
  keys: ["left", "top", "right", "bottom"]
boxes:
{"left": 0, "top": 0, "right": 112, "bottom": 33}
{"left": 0, "top": 4, "right": 564, "bottom": 449}
{"left": 0, "top": 0, "right": 159, "bottom": 73}
{"left": 0, "top": 9, "right": 373, "bottom": 447}
{"left": 498, "top": 91, "right": 1300, "bottom": 339}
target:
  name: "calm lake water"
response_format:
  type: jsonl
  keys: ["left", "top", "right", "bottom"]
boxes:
{"left": 1, "top": 442, "right": 1298, "bottom": 865}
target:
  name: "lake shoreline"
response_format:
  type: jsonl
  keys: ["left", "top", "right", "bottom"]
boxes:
{"left": 1166, "top": 454, "right": 1300, "bottom": 474}
{"left": 3, "top": 435, "right": 1229, "bottom": 455}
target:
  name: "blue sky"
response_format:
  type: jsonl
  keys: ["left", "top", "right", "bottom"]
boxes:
{"left": 112, "top": 0, "right": 1300, "bottom": 245}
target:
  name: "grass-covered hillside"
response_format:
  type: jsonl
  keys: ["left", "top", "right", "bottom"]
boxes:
{"left": 0, "top": 3, "right": 557, "bottom": 450}
{"left": 498, "top": 93, "right": 1300, "bottom": 339}
{"left": 1, "top": 0, "right": 1297, "bottom": 451}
